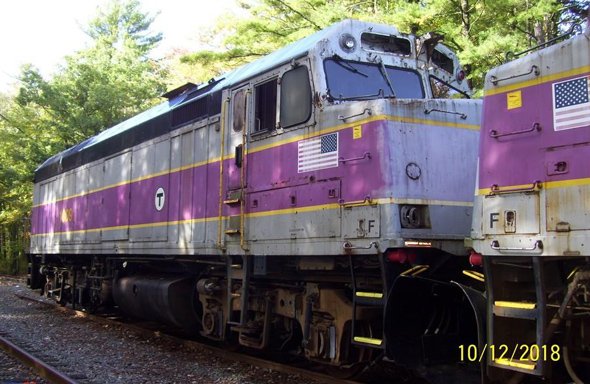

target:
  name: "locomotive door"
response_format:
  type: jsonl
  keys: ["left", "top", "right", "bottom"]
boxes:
{"left": 222, "top": 86, "right": 250, "bottom": 243}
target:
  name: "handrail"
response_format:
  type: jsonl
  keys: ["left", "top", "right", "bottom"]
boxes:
{"left": 489, "top": 122, "right": 541, "bottom": 139}
{"left": 338, "top": 108, "right": 372, "bottom": 121}
{"left": 490, "top": 240, "right": 543, "bottom": 253}
{"left": 488, "top": 180, "right": 541, "bottom": 196}
{"left": 505, "top": 24, "right": 582, "bottom": 61}
{"left": 217, "top": 97, "right": 230, "bottom": 249}
{"left": 240, "top": 90, "right": 251, "bottom": 251}
{"left": 343, "top": 241, "right": 378, "bottom": 250}
{"left": 424, "top": 108, "right": 467, "bottom": 120}
{"left": 339, "top": 152, "right": 371, "bottom": 164}
{"left": 490, "top": 65, "right": 539, "bottom": 85}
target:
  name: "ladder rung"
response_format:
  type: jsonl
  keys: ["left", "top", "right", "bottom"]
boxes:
{"left": 400, "top": 265, "right": 429, "bottom": 276}
{"left": 353, "top": 336, "right": 383, "bottom": 347}
{"left": 225, "top": 229, "right": 240, "bottom": 234}
{"left": 462, "top": 270, "right": 485, "bottom": 282}
{"left": 493, "top": 301, "right": 537, "bottom": 319}
{"left": 494, "top": 358, "right": 536, "bottom": 371}
{"left": 355, "top": 291, "right": 384, "bottom": 305}
{"left": 495, "top": 301, "right": 536, "bottom": 309}
{"left": 223, "top": 199, "right": 241, "bottom": 204}
{"left": 356, "top": 291, "right": 383, "bottom": 299}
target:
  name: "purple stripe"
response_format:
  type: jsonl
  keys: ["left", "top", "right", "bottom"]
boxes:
{"left": 33, "top": 117, "right": 468, "bottom": 236}
{"left": 32, "top": 123, "right": 386, "bottom": 235}
{"left": 479, "top": 72, "right": 590, "bottom": 189}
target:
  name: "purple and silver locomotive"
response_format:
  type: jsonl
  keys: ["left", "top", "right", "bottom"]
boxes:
{"left": 470, "top": 21, "right": 590, "bottom": 384}
{"left": 29, "top": 20, "right": 482, "bottom": 378}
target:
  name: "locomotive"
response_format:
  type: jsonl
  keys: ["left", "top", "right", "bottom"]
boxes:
{"left": 470, "top": 21, "right": 590, "bottom": 383}
{"left": 28, "top": 19, "right": 483, "bottom": 379}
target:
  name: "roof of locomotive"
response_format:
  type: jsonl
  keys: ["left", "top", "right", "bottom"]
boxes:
{"left": 483, "top": 25, "right": 590, "bottom": 93}
{"left": 35, "top": 19, "right": 405, "bottom": 182}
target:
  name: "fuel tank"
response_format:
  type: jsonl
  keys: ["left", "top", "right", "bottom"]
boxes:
{"left": 113, "top": 275, "right": 201, "bottom": 332}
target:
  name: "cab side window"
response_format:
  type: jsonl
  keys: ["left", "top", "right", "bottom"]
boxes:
{"left": 430, "top": 76, "right": 469, "bottom": 99}
{"left": 254, "top": 79, "right": 277, "bottom": 132}
{"left": 280, "top": 66, "right": 311, "bottom": 128}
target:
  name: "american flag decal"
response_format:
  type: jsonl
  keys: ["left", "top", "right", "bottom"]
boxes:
{"left": 552, "top": 76, "right": 590, "bottom": 131}
{"left": 297, "top": 133, "right": 339, "bottom": 173}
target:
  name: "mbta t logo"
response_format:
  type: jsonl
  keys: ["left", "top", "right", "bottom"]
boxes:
{"left": 155, "top": 187, "right": 166, "bottom": 211}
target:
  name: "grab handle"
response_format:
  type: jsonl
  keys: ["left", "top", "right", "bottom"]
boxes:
{"left": 490, "top": 122, "right": 541, "bottom": 139}
{"left": 488, "top": 180, "right": 541, "bottom": 196}
{"left": 490, "top": 65, "right": 539, "bottom": 85}
{"left": 490, "top": 240, "right": 543, "bottom": 252}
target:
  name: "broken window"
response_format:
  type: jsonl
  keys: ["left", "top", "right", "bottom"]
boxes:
{"left": 254, "top": 79, "right": 277, "bottom": 132}
{"left": 429, "top": 76, "right": 469, "bottom": 99}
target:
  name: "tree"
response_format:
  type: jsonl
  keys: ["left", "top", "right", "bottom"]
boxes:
{"left": 181, "top": 0, "right": 588, "bottom": 94}
{"left": 0, "top": 0, "right": 167, "bottom": 274}
{"left": 16, "top": 0, "right": 167, "bottom": 147}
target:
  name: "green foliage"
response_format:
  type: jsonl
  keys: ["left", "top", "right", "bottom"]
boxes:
{"left": 182, "top": 0, "right": 587, "bottom": 94}
{"left": 0, "top": 0, "right": 167, "bottom": 274}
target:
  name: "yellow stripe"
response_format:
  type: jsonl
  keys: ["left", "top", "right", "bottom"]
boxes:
{"left": 34, "top": 114, "right": 479, "bottom": 208}
{"left": 353, "top": 336, "right": 383, "bottom": 346}
{"left": 484, "top": 65, "right": 590, "bottom": 96}
{"left": 494, "top": 301, "right": 536, "bottom": 309}
{"left": 32, "top": 157, "right": 214, "bottom": 208}
{"left": 32, "top": 197, "right": 474, "bottom": 237}
{"left": 31, "top": 216, "right": 219, "bottom": 237}
{"left": 494, "top": 358, "right": 536, "bottom": 370}
{"left": 356, "top": 292, "right": 383, "bottom": 299}
{"left": 478, "top": 177, "right": 590, "bottom": 196}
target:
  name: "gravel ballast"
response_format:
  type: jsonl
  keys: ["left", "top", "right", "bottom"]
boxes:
{"left": 0, "top": 278, "right": 320, "bottom": 384}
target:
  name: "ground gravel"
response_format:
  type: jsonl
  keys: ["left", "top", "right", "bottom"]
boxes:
{"left": 0, "top": 278, "right": 320, "bottom": 384}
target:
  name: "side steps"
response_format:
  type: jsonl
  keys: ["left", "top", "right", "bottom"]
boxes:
{"left": 485, "top": 256, "right": 547, "bottom": 376}
{"left": 349, "top": 254, "right": 387, "bottom": 349}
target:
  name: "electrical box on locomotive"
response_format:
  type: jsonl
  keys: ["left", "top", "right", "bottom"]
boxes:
{"left": 470, "top": 22, "right": 590, "bottom": 383}
{"left": 28, "top": 19, "right": 483, "bottom": 379}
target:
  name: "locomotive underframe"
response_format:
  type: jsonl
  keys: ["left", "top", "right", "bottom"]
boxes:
{"left": 28, "top": 247, "right": 482, "bottom": 375}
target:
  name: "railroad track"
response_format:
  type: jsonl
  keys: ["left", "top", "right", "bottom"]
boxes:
{"left": 14, "top": 292, "right": 359, "bottom": 384}
{"left": 0, "top": 331, "right": 79, "bottom": 384}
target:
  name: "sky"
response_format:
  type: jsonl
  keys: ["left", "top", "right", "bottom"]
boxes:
{"left": 0, "top": 0, "right": 239, "bottom": 92}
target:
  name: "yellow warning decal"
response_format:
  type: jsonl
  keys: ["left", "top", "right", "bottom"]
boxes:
{"left": 507, "top": 90, "right": 522, "bottom": 110}
{"left": 353, "top": 125, "right": 362, "bottom": 139}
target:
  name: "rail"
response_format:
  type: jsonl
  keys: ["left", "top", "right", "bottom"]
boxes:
{"left": 0, "top": 332, "right": 79, "bottom": 384}
{"left": 14, "top": 293, "right": 359, "bottom": 384}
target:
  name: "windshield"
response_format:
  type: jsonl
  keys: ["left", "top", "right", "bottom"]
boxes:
{"left": 324, "top": 58, "right": 424, "bottom": 100}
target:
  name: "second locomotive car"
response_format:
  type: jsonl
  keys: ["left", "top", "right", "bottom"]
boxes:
{"left": 470, "top": 21, "right": 590, "bottom": 383}
{"left": 29, "top": 19, "right": 482, "bottom": 378}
